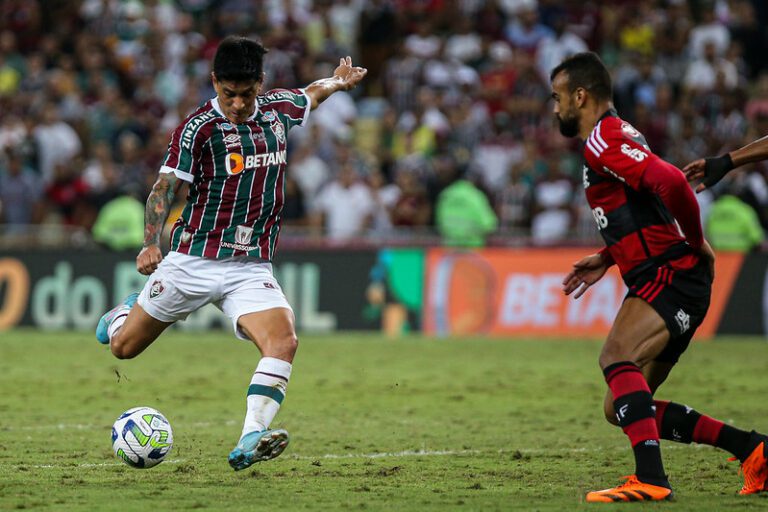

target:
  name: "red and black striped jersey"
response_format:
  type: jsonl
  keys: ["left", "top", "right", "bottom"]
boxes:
{"left": 583, "top": 110, "right": 697, "bottom": 282}
{"left": 160, "top": 89, "right": 310, "bottom": 260}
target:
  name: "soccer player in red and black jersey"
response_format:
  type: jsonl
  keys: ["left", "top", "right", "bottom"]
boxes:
{"left": 551, "top": 52, "right": 768, "bottom": 502}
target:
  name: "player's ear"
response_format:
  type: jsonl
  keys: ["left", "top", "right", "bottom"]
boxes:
{"left": 574, "top": 88, "right": 586, "bottom": 108}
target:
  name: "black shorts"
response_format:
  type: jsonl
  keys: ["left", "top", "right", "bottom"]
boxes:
{"left": 625, "top": 257, "right": 712, "bottom": 364}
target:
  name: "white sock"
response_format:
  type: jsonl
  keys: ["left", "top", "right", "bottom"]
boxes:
{"left": 241, "top": 357, "right": 292, "bottom": 438}
{"left": 107, "top": 310, "right": 129, "bottom": 340}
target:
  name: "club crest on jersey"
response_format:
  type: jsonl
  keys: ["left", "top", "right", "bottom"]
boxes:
{"left": 180, "top": 230, "right": 192, "bottom": 244}
{"left": 226, "top": 153, "right": 245, "bottom": 175}
{"left": 621, "top": 122, "right": 641, "bottom": 138}
{"left": 235, "top": 225, "right": 254, "bottom": 245}
{"left": 262, "top": 110, "right": 277, "bottom": 122}
{"left": 149, "top": 280, "right": 165, "bottom": 299}
{"left": 271, "top": 121, "right": 285, "bottom": 143}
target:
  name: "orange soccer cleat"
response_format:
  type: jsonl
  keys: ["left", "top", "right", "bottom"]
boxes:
{"left": 732, "top": 441, "right": 768, "bottom": 495}
{"left": 586, "top": 475, "right": 674, "bottom": 503}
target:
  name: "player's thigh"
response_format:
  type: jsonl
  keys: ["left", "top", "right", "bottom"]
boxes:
{"left": 237, "top": 307, "right": 298, "bottom": 360}
{"left": 112, "top": 303, "right": 173, "bottom": 358}
{"left": 218, "top": 262, "right": 295, "bottom": 347}
{"left": 600, "top": 297, "right": 671, "bottom": 369}
{"left": 603, "top": 359, "right": 675, "bottom": 423}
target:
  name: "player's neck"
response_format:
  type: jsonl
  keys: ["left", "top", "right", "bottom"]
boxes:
{"left": 579, "top": 101, "right": 615, "bottom": 140}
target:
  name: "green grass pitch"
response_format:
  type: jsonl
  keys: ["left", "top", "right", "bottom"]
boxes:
{"left": 1, "top": 330, "right": 768, "bottom": 511}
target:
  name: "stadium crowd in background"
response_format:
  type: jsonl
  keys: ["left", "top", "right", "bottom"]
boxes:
{"left": 1, "top": 0, "right": 768, "bottom": 251}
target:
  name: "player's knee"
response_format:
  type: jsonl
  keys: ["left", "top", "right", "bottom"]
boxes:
{"left": 110, "top": 334, "right": 138, "bottom": 360}
{"left": 604, "top": 403, "right": 620, "bottom": 426}
{"left": 280, "top": 333, "right": 299, "bottom": 355}
{"left": 598, "top": 342, "right": 637, "bottom": 370}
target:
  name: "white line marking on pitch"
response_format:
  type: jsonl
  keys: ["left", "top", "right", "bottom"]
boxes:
{"left": 13, "top": 445, "right": 705, "bottom": 470}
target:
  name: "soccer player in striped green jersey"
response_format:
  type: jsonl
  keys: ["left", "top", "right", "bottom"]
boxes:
{"left": 95, "top": 36, "right": 367, "bottom": 470}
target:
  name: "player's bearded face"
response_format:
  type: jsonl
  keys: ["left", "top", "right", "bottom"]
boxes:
{"left": 557, "top": 107, "right": 579, "bottom": 138}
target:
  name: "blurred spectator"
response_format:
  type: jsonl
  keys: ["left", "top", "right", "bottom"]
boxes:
{"left": 0, "top": 148, "right": 41, "bottom": 233}
{"left": 436, "top": 175, "right": 498, "bottom": 247}
{"left": 614, "top": 54, "right": 667, "bottom": 121}
{"left": 530, "top": 161, "right": 575, "bottom": 244}
{"left": 391, "top": 110, "right": 437, "bottom": 162}
{"left": 445, "top": 17, "right": 483, "bottom": 65}
{"left": 312, "top": 163, "right": 373, "bottom": 240}
{"left": 281, "top": 176, "right": 308, "bottom": 227}
{"left": 404, "top": 18, "right": 441, "bottom": 60}
{"left": 469, "top": 113, "right": 524, "bottom": 191}
{"left": 367, "top": 168, "right": 400, "bottom": 235}
{"left": 504, "top": 4, "right": 553, "bottom": 53}
{"left": 688, "top": 3, "right": 730, "bottom": 59}
{"left": 391, "top": 168, "right": 431, "bottom": 228}
{"left": 706, "top": 188, "right": 765, "bottom": 252}
{"left": 479, "top": 41, "right": 517, "bottom": 117}
{"left": 44, "top": 160, "right": 91, "bottom": 227}
{"left": 291, "top": 140, "right": 331, "bottom": 212}
{"left": 91, "top": 193, "right": 145, "bottom": 251}
{"left": 33, "top": 103, "right": 81, "bottom": 183}
{"left": 684, "top": 41, "right": 738, "bottom": 93}
{"left": 535, "top": 14, "right": 587, "bottom": 84}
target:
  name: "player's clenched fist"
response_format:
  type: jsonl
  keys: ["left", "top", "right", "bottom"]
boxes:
{"left": 137, "top": 244, "right": 163, "bottom": 275}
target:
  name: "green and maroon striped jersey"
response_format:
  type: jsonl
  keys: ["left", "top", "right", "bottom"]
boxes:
{"left": 160, "top": 89, "right": 310, "bottom": 260}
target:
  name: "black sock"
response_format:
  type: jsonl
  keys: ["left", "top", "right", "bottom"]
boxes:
{"left": 633, "top": 440, "right": 669, "bottom": 487}
{"left": 718, "top": 427, "right": 760, "bottom": 462}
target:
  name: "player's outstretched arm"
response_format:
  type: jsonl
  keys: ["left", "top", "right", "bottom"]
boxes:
{"left": 304, "top": 56, "right": 367, "bottom": 110}
{"left": 562, "top": 253, "right": 610, "bottom": 299}
{"left": 683, "top": 134, "right": 768, "bottom": 193}
{"left": 137, "top": 173, "right": 183, "bottom": 275}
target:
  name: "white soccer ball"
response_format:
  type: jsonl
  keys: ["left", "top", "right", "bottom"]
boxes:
{"left": 111, "top": 406, "right": 173, "bottom": 468}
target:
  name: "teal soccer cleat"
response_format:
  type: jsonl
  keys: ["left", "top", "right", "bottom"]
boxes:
{"left": 228, "top": 429, "right": 290, "bottom": 471}
{"left": 95, "top": 293, "right": 139, "bottom": 344}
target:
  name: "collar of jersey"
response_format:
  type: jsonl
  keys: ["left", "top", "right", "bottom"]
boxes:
{"left": 599, "top": 108, "right": 618, "bottom": 121}
{"left": 211, "top": 97, "right": 260, "bottom": 123}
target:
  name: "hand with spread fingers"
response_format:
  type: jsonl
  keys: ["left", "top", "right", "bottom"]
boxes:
{"left": 333, "top": 56, "right": 368, "bottom": 90}
{"left": 562, "top": 253, "right": 609, "bottom": 299}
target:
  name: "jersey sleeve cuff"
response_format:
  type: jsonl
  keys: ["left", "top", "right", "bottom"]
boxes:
{"left": 160, "top": 165, "right": 193, "bottom": 183}
{"left": 298, "top": 88, "right": 311, "bottom": 126}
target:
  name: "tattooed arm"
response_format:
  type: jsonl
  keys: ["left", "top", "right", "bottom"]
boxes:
{"left": 137, "top": 173, "right": 184, "bottom": 275}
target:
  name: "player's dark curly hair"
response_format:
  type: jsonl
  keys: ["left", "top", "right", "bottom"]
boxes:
{"left": 213, "top": 36, "right": 268, "bottom": 83}
{"left": 550, "top": 52, "right": 612, "bottom": 101}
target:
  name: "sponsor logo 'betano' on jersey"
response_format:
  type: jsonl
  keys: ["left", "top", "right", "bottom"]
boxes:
{"left": 582, "top": 110, "right": 694, "bottom": 282}
{"left": 160, "top": 89, "right": 310, "bottom": 260}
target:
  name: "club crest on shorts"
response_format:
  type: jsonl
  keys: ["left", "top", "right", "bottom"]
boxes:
{"left": 235, "top": 225, "right": 254, "bottom": 245}
{"left": 150, "top": 280, "right": 165, "bottom": 299}
{"left": 675, "top": 308, "right": 690, "bottom": 334}
{"left": 263, "top": 281, "right": 276, "bottom": 290}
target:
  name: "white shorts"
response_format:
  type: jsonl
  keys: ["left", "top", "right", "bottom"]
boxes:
{"left": 137, "top": 251, "right": 292, "bottom": 340}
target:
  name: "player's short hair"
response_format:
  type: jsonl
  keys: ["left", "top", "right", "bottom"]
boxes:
{"left": 550, "top": 52, "right": 612, "bottom": 101}
{"left": 213, "top": 36, "right": 268, "bottom": 83}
